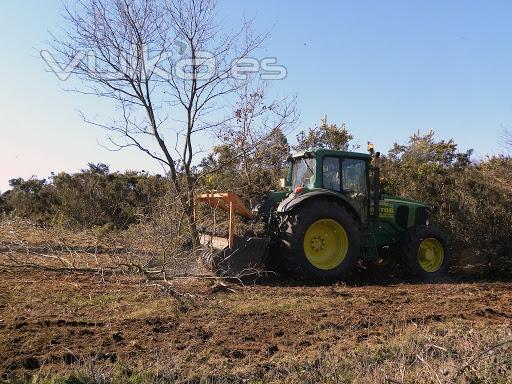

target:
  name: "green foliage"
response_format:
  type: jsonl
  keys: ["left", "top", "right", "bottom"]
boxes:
{"left": 294, "top": 116, "right": 356, "bottom": 151}
{"left": 2, "top": 164, "right": 169, "bottom": 229}
{"left": 3, "top": 177, "right": 57, "bottom": 222}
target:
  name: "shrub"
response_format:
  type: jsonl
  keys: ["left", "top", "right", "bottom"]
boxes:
{"left": 381, "top": 131, "right": 512, "bottom": 272}
{"left": 1, "top": 164, "right": 169, "bottom": 229}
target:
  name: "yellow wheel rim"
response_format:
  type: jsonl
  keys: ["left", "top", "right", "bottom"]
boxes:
{"left": 418, "top": 237, "right": 444, "bottom": 272}
{"left": 303, "top": 219, "right": 349, "bottom": 270}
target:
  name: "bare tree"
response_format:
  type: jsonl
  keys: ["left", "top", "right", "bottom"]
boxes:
{"left": 47, "top": 0, "right": 293, "bottom": 246}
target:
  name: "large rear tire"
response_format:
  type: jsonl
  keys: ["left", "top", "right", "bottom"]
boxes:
{"left": 399, "top": 225, "right": 449, "bottom": 281}
{"left": 279, "top": 200, "right": 360, "bottom": 282}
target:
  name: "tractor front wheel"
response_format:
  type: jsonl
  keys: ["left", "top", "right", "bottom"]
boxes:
{"left": 399, "top": 225, "right": 449, "bottom": 281}
{"left": 279, "top": 200, "right": 360, "bottom": 282}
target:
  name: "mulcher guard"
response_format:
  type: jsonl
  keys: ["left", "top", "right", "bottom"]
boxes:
{"left": 202, "top": 237, "right": 269, "bottom": 277}
{"left": 197, "top": 192, "right": 269, "bottom": 277}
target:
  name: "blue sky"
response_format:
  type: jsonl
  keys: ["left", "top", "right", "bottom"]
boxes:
{"left": 1, "top": 1, "right": 512, "bottom": 191}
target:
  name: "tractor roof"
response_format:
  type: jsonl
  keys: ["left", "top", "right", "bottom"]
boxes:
{"left": 291, "top": 148, "right": 371, "bottom": 160}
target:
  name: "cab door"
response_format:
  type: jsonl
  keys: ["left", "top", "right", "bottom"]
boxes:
{"left": 341, "top": 158, "right": 369, "bottom": 223}
{"left": 322, "top": 156, "right": 369, "bottom": 223}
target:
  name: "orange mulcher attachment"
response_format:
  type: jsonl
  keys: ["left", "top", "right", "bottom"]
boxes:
{"left": 196, "top": 192, "right": 269, "bottom": 277}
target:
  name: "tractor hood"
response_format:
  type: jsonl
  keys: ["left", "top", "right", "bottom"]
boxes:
{"left": 377, "top": 194, "right": 430, "bottom": 229}
{"left": 381, "top": 194, "right": 428, "bottom": 209}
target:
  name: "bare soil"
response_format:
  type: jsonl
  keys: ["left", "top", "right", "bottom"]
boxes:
{"left": 1, "top": 269, "right": 512, "bottom": 383}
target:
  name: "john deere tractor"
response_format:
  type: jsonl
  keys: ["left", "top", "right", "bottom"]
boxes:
{"left": 198, "top": 144, "right": 449, "bottom": 282}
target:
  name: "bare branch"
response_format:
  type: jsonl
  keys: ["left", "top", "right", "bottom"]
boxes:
{"left": 47, "top": 0, "right": 293, "bottom": 255}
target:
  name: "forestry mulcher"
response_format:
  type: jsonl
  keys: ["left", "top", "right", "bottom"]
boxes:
{"left": 198, "top": 144, "right": 449, "bottom": 282}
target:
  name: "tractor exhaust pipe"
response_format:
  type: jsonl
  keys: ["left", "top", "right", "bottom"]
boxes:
{"left": 368, "top": 142, "right": 381, "bottom": 221}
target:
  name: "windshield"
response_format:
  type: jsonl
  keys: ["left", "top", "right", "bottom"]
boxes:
{"left": 291, "top": 158, "right": 316, "bottom": 189}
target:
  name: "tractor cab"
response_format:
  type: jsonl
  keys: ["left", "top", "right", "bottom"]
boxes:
{"left": 280, "top": 149, "right": 373, "bottom": 223}
{"left": 279, "top": 147, "right": 429, "bottom": 232}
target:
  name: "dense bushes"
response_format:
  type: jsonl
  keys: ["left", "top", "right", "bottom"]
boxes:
{"left": 381, "top": 131, "right": 512, "bottom": 272}
{"left": 1, "top": 164, "right": 169, "bottom": 229}
{"left": 2, "top": 178, "right": 57, "bottom": 223}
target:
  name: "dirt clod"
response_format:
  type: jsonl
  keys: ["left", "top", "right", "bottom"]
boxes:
{"left": 232, "top": 350, "right": 245, "bottom": 359}
{"left": 267, "top": 345, "right": 279, "bottom": 356}
{"left": 112, "top": 332, "right": 124, "bottom": 343}
{"left": 22, "top": 357, "right": 40, "bottom": 370}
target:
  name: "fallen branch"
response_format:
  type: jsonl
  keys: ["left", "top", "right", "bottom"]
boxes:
{"left": 211, "top": 281, "right": 237, "bottom": 293}
{"left": 0, "top": 263, "right": 119, "bottom": 275}
{"left": 426, "top": 344, "right": 448, "bottom": 353}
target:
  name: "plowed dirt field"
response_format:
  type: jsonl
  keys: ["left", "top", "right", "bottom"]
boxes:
{"left": 1, "top": 269, "right": 512, "bottom": 383}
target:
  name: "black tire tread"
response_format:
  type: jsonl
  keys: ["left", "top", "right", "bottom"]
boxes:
{"left": 279, "top": 199, "right": 360, "bottom": 282}
{"left": 399, "top": 225, "right": 449, "bottom": 281}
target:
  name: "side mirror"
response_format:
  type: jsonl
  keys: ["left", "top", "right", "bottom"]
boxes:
{"left": 279, "top": 178, "right": 286, "bottom": 188}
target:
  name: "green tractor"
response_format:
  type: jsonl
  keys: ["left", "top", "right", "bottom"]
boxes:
{"left": 199, "top": 144, "right": 449, "bottom": 282}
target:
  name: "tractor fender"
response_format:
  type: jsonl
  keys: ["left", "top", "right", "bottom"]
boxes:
{"left": 277, "top": 189, "right": 361, "bottom": 222}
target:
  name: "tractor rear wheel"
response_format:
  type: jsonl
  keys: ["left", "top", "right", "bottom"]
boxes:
{"left": 279, "top": 200, "right": 360, "bottom": 282}
{"left": 399, "top": 225, "right": 449, "bottom": 281}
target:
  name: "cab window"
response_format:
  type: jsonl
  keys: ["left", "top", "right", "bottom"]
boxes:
{"left": 342, "top": 159, "right": 367, "bottom": 194}
{"left": 322, "top": 157, "right": 341, "bottom": 191}
{"left": 291, "top": 158, "right": 316, "bottom": 188}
